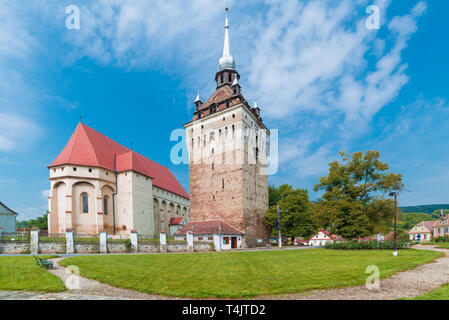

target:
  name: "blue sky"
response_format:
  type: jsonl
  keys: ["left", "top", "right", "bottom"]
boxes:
{"left": 0, "top": 0, "right": 448, "bottom": 220}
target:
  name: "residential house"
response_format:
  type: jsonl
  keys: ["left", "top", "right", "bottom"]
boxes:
{"left": 169, "top": 217, "right": 185, "bottom": 236}
{"left": 433, "top": 214, "right": 449, "bottom": 238}
{"left": 174, "top": 220, "right": 244, "bottom": 249}
{"left": 0, "top": 201, "right": 18, "bottom": 233}
{"left": 308, "top": 230, "right": 334, "bottom": 246}
{"left": 409, "top": 221, "right": 434, "bottom": 242}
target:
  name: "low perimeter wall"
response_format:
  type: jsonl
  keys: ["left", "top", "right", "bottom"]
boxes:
{"left": 0, "top": 240, "right": 212, "bottom": 254}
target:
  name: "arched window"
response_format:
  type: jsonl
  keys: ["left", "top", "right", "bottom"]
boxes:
{"left": 103, "top": 196, "right": 109, "bottom": 215}
{"left": 82, "top": 193, "right": 89, "bottom": 213}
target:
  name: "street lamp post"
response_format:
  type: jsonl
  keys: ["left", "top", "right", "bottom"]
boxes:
{"left": 389, "top": 191, "right": 398, "bottom": 257}
{"left": 277, "top": 203, "right": 282, "bottom": 248}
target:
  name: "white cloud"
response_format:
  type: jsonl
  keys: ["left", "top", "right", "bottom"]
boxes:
{"left": 41, "top": 189, "right": 50, "bottom": 199}
{"left": 0, "top": 113, "right": 43, "bottom": 153}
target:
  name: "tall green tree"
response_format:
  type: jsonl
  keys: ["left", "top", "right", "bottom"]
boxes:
{"left": 265, "top": 184, "right": 316, "bottom": 242}
{"left": 431, "top": 209, "right": 449, "bottom": 220}
{"left": 17, "top": 212, "right": 48, "bottom": 230}
{"left": 313, "top": 151, "right": 403, "bottom": 239}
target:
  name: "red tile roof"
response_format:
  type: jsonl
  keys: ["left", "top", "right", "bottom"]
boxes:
{"left": 169, "top": 217, "right": 185, "bottom": 226}
{"left": 409, "top": 221, "right": 435, "bottom": 233}
{"left": 49, "top": 123, "right": 189, "bottom": 199}
{"left": 174, "top": 220, "right": 244, "bottom": 236}
{"left": 433, "top": 215, "right": 449, "bottom": 227}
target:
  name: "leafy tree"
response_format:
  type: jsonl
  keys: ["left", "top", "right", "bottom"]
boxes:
{"left": 17, "top": 212, "right": 48, "bottom": 230}
{"left": 395, "top": 211, "right": 433, "bottom": 231}
{"left": 313, "top": 151, "right": 403, "bottom": 239}
{"left": 431, "top": 209, "right": 449, "bottom": 220}
{"left": 265, "top": 184, "right": 317, "bottom": 243}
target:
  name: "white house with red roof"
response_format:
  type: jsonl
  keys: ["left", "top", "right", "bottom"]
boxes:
{"left": 174, "top": 220, "right": 244, "bottom": 249}
{"left": 409, "top": 221, "right": 435, "bottom": 242}
{"left": 308, "top": 230, "right": 334, "bottom": 246}
{"left": 169, "top": 217, "right": 186, "bottom": 236}
{"left": 47, "top": 123, "right": 190, "bottom": 237}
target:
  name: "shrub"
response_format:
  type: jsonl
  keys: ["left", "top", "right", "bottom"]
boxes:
{"left": 324, "top": 240, "right": 410, "bottom": 250}
{"left": 434, "top": 236, "right": 449, "bottom": 243}
{"left": 124, "top": 239, "right": 133, "bottom": 252}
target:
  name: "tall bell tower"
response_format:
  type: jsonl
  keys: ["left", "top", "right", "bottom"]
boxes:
{"left": 184, "top": 5, "right": 269, "bottom": 247}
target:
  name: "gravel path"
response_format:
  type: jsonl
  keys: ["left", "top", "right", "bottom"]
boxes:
{"left": 256, "top": 245, "right": 449, "bottom": 300}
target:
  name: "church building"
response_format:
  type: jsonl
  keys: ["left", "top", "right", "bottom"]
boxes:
{"left": 181, "top": 6, "right": 270, "bottom": 247}
{"left": 47, "top": 123, "right": 189, "bottom": 237}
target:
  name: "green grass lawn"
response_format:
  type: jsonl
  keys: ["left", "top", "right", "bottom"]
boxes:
{"left": 411, "top": 283, "right": 449, "bottom": 300}
{"left": 436, "top": 243, "right": 449, "bottom": 249}
{"left": 0, "top": 256, "right": 66, "bottom": 292}
{"left": 60, "top": 249, "right": 442, "bottom": 298}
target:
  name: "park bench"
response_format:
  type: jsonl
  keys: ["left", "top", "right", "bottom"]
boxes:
{"left": 33, "top": 256, "right": 54, "bottom": 269}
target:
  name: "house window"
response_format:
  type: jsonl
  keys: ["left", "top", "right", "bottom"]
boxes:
{"left": 198, "top": 237, "right": 203, "bottom": 241}
{"left": 73, "top": 167, "right": 77, "bottom": 171}
{"left": 208, "top": 237, "right": 213, "bottom": 241}
{"left": 438, "top": 227, "right": 441, "bottom": 234}
{"left": 223, "top": 237, "right": 230, "bottom": 244}
{"left": 88, "top": 168, "right": 92, "bottom": 173}
{"left": 222, "top": 178, "right": 224, "bottom": 189}
{"left": 228, "top": 73, "right": 232, "bottom": 82}
{"left": 104, "top": 196, "right": 109, "bottom": 215}
{"left": 81, "top": 193, "right": 88, "bottom": 213}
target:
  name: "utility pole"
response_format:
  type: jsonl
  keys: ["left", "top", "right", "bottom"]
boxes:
{"left": 389, "top": 191, "right": 398, "bottom": 256}
{"left": 277, "top": 203, "right": 282, "bottom": 248}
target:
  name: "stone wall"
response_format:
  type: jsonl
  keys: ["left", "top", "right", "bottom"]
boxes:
{"left": 0, "top": 242, "right": 30, "bottom": 254}
{"left": 74, "top": 243, "right": 101, "bottom": 254}
{"left": 40, "top": 242, "right": 66, "bottom": 254}
{"left": 0, "top": 239, "right": 212, "bottom": 254}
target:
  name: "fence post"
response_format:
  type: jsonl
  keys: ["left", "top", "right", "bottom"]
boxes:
{"left": 187, "top": 231, "right": 194, "bottom": 252}
{"left": 160, "top": 232, "right": 167, "bottom": 253}
{"left": 99, "top": 230, "right": 107, "bottom": 254}
{"left": 130, "top": 230, "right": 138, "bottom": 253}
{"left": 30, "top": 228, "right": 40, "bottom": 254}
{"left": 213, "top": 234, "right": 221, "bottom": 252}
{"left": 66, "top": 228, "right": 75, "bottom": 254}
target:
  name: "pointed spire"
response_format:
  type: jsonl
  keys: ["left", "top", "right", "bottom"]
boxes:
{"left": 219, "top": 4, "right": 236, "bottom": 70}
{"left": 194, "top": 90, "right": 201, "bottom": 103}
{"left": 253, "top": 99, "right": 259, "bottom": 109}
{"left": 223, "top": 5, "right": 230, "bottom": 57}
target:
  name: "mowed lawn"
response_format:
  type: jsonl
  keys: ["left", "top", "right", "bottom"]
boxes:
{"left": 60, "top": 249, "right": 442, "bottom": 298}
{"left": 0, "top": 256, "right": 66, "bottom": 292}
{"left": 411, "top": 283, "right": 449, "bottom": 300}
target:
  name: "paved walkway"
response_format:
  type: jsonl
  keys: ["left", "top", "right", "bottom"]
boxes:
{"left": 257, "top": 245, "right": 449, "bottom": 300}
{"left": 1, "top": 245, "right": 448, "bottom": 300}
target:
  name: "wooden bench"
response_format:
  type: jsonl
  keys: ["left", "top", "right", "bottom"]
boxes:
{"left": 33, "top": 256, "right": 54, "bottom": 269}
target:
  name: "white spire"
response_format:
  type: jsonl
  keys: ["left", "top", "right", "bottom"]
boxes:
{"left": 232, "top": 76, "right": 239, "bottom": 86}
{"left": 219, "top": 5, "right": 236, "bottom": 70}
{"left": 253, "top": 99, "right": 259, "bottom": 109}
{"left": 195, "top": 90, "right": 201, "bottom": 103}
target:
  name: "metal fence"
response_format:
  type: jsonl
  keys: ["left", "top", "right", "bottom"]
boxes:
{"left": 138, "top": 234, "right": 159, "bottom": 244}
{"left": 74, "top": 233, "right": 100, "bottom": 244}
{"left": 40, "top": 232, "right": 66, "bottom": 243}
{"left": 1, "top": 232, "right": 30, "bottom": 242}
